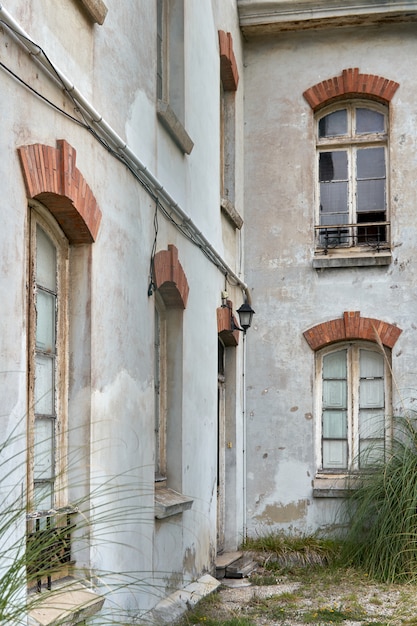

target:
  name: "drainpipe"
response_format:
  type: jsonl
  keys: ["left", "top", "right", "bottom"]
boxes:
{"left": 0, "top": 4, "right": 249, "bottom": 297}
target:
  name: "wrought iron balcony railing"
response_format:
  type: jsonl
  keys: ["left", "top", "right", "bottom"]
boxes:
{"left": 315, "top": 221, "right": 390, "bottom": 253}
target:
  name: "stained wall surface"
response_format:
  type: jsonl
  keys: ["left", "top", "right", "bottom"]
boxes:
{"left": 242, "top": 18, "right": 417, "bottom": 534}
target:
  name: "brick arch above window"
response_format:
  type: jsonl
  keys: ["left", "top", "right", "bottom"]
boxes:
{"left": 303, "top": 68, "right": 399, "bottom": 111}
{"left": 303, "top": 311, "right": 402, "bottom": 351}
{"left": 154, "top": 245, "right": 189, "bottom": 309}
{"left": 18, "top": 140, "right": 101, "bottom": 244}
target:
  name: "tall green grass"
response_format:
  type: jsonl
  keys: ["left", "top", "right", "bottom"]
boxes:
{"left": 343, "top": 415, "right": 417, "bottom": 582}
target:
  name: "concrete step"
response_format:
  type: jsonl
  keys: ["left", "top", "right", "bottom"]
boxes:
{"left": 215, "top": 551, "right": 257, "bottom": 580}
{"left": 215, "top": 551, "right": 242, "bottom": 579}
{"left": 225, "top": 554, "right": 257, "bottom": 579}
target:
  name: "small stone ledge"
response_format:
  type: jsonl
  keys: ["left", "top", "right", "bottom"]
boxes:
{"left": 157, "top": 100, "right": 194, "bottom": 155}
{"left": 313, "top": 475, "right": 360, "bottom": 498}
{"left": 155, "top": 487, "right": 193, "bottom": 519}
{"left": 77, "top": 0, "right": 108, "bottom": 24}
{"left": 142, "top": 574, "right": 220, "bottom": 625}
{"left": 221, "top": 198, "right": 244, "bottom": 230}
{"left": 28, "top": 581, "right": 104, "bottom": 626}
{"left": 313, "top": 250, "right": 392, "bottom": 268}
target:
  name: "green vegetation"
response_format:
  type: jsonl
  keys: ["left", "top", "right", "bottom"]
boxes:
{"left": 343, "top": 415, "right": 417, "bottom": 583}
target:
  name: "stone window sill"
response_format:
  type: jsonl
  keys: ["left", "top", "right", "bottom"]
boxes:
{"left": 313, "top": 474, "right": 361, "bottom": 498}
{"left": 77, "top": 0, "right": 108, "bottom": 24}
{"left": 221, "top": 198, "right": 243, "bottom": 230}
{"left": 155, "top": 487, "right": 193, "bottom": 519}
{"left": 313, "top": 248, "right": 392, "bottom": 269}
{"left": 157, "top": 100, "right": 194, "bottom": 155}
{"left": 28, "top": 580, "right": 104, "bottom": 626}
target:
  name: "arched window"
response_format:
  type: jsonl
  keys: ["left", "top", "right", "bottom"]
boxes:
{"left": 315, "top": 342, "right": 391, "bottom": 472}
{"left": 28, "top": 205, "right": 69, "bottom": 513}
{"left": 316, "top": 102, "right": 389, "bottom": 251}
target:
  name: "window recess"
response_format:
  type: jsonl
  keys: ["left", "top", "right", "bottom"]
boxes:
{"left": 314, "top": 103, "right": 391, "bottom": 267}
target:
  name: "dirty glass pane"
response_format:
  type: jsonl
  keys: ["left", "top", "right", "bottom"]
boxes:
{"left": 360, "top": 350, "right": 384, "bottom": 378}
{"left": 323, "top": 440, "right": 347, "bottom": 469}
{"left": 319, "top": 183, "right": 348, "bottom": 215}
{"left": 318, "top": 110, "right": 347, "bottom": 138}
{"left": 323, "top": 380, "right": 347, "bottom": 409}
{"left": 319, "top": 151, "right": 348, "bottom": 182}
{"left": 33, "top": 482, "right": 53, "bottom": 511}
{"left": 36, "top": 289, "right": 56, "bottom": 353}
{"left": 357, "top": 147, "right": 385, "bottom": 179}
{"left": 36, "top": 225, "right": 56, "bottom": 291}
{"left": 357, "top": 180, "right": 385, "bottom": 212}
{"left": 360, "top": 439, "right": 384, "bottom": 468}
{"left": 360, "top": 379, "right": 384, "bottom": 408}
{"left": 34, "top": 419, "right": 54, "bottom": 480}
{"left": 323, "top": 410, "right": 347, "bottom": 438}
{"left": 323, "top": 350, "right": 347, "bottom": 378}
{"left": 34, "top": 354, "right": 54, "bottom": 415}
{"left": 356, "top": 108, "right": 385, "bottom": 134}
{"left": 356, "top": 148, "right": 385, "bottom": 212}
{"left": 359, "top": 410, "right": 385, "bottom": 438}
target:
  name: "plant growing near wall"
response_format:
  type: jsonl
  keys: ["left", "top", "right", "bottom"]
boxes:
{"left": 343, "top": 414, "right": 417, "bottom": 582}
{"left": 0, "top": 422, "right": 160, "bottom": 625}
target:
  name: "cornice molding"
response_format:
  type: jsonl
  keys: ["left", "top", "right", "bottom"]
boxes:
{"left": 238, "top": 0, "right": 417, "bottom": 35}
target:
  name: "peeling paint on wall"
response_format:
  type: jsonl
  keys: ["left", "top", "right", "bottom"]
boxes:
{"left": 255, "top": 500, "right": 309, "bottom": 524}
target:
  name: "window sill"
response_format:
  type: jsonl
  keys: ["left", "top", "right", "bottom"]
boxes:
{"left": 221, "top": 198, "right": 243, "bottom": 230}
{"left": 28, "top": 580, "right": 104, "bottom": 626}
{"left": 313, "top": 248, "right": 392, "bottom": 268}
{"left": 313, "top": 474, "right": 361, "bottom": 498}
{"left": 78, "top": 0, "right": 108, "bottom": 24}
{"left": 154, "top": 487, "right": 193, "bottom": 519}
{"left": 157, "top": 100, "right": 194, "bottom": 155}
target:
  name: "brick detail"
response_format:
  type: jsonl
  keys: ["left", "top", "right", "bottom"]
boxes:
{"left": 219, "top": 30, "right": 239, "bottom": 91}
{"left": 217, "top": 301, "right": 240, "bottom": 347}
{"left": 304, "top": 311, "right": 402, "bottom": 351}
{"left": 303, "top": 68, "right": 399, "bottom": 110}
{"left": 18, "top": 140, "right": 101, "bottom": 244}
{"left": 153, "top": 245, "right": 189, "bottom": 309}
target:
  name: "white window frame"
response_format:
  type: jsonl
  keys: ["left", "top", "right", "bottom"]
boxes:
{"left": 315, "top": 341, "right": 392, "bottom": 474}
{"left": 315, "top": 101, "right": 389, "bottom": 252}
{"left": 154, "top": 293, "right": 167, "bottom": 481}
{"left": 28, "top": 204, "right": 69, "bottom": 514}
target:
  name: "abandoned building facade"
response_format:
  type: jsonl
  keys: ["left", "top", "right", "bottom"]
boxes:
{"left": 1, "top": 0, "right": 417, "bottom": 623}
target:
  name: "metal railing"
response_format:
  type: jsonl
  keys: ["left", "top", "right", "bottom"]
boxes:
{"left": 315, "top": 221, "right": 390, "bottom": 253}
{"left": 26, "top": 506, "right": 78, "bottom": 592}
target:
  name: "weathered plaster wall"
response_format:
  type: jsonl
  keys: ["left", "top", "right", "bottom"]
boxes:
{"left": 243, "top": 22, "right": 417, "bottom": 535}
{"left": 0, "top": 0, "right": 246, "bottom": 619}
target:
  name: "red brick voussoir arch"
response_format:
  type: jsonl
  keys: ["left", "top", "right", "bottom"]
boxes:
{"left": 304, "top": 311, "right": 402, "bottom": 352}
{"left": 303, "top": 68, "right": 399, "bottom": 111}
{"left": 18, "top": 140, "right": 101, "bottom": 244}
{"left": 153, "top": 245, "right": 189, "bottom": 309}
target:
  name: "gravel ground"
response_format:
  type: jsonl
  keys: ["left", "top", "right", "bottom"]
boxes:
{"left": 188, "top": 566, "right": 417, "bottom": 625}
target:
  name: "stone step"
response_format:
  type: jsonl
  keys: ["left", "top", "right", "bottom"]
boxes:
{"left": 215, "top": 551, "right": 242, "bottom": 579}
{"left": 215, "top": 551, "right": 257, "bottom": 580}
{"left": 225, "top": 554, "right": 257, "bottom": 579}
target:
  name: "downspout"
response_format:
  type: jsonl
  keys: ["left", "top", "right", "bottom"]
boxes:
{"left": 0, "top": 3, "right": 250, "bottom": 299}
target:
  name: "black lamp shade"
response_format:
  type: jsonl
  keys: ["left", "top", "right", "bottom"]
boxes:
{"left": 236, "top": 302, "right": 255, "bottom": 332}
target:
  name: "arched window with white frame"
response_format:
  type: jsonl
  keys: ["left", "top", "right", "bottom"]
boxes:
{"left": 315, "top": 341, "right": 392, "bottom": 472}
{"left": 316, "top": 102, "right": 389, "bottom": 252}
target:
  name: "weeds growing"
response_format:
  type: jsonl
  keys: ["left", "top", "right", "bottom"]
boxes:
{"left": 343, "top": 415, "right": 417, "bottom": 583}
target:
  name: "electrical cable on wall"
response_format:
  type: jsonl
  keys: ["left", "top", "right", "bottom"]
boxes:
{"left": 0, "top": 12, "right": 250, "bottom": 301}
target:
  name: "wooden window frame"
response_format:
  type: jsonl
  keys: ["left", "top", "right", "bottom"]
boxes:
{"left": 315, "top": 100, "right": 389, "bottom": 254}
{"left": 315, "top": 341, "right": 392, "bottom": 475}
{"left": 28, "top": 203, "right": 69, "bottom": 515}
